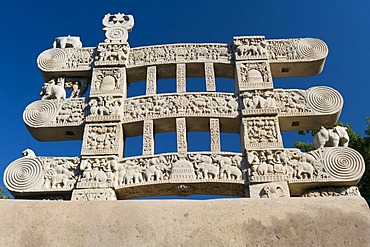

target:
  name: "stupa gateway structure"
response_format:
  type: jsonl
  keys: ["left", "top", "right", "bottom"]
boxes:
{"left": 3, "top": 12, "right": 366, "bottom": 201}
{"left": 1, "top": 12, "right": 369, "bottom": 246}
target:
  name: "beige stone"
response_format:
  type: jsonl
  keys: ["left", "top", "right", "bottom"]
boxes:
{"left": 0, "top": 197, "right": 369, "bottom": 246}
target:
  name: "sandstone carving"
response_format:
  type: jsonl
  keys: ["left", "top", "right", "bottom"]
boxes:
{"left": 314, "top": 126, "right": 349, "bottom": 148}
{"left": 3, "top": 12, "right": 366, "bottom": 200}
{"left": 53, "top": 36, "right": 82, "bottom": 49}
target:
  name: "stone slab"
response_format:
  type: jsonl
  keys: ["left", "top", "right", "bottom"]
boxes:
{"left": 0, "top": 197, "right": 369, "bottom": 247}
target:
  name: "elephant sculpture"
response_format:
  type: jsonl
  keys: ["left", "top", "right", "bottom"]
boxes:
{"left": 215, "top": 155, "right": 243, "bottom": 180}
{"left": 144, "top": 156, "right": 171, "bottom": 181}
{"left": 191, "top": 154, "right": 219, "bottom": 179}
{"left": 53, "top": 35, "right": 82, "bottom": 49}
{"left": 314, "top": 126, "right": 349, "bottom": 149}
{"left": 40, "top": 78, "right": 66, "bottom": 100}
{"left": 290, "top": 160, "right": 314, "bottom": 179}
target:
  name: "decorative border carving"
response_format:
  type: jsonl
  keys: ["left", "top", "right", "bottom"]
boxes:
{"left": 301, "top": 186, "right": 361, "bottom": 197}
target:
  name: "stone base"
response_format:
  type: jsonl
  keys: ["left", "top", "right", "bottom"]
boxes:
{"left": 0, "top": 197, "right": 369, "bottom": 246}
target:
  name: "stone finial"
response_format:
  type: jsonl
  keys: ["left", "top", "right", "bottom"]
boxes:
{"left": 102, "top": 13, "right": 134, "bottom": 43}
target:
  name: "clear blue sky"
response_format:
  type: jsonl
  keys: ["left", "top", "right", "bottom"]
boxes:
{"left": 1, "top": 1, "right": 369, "bottom": 193}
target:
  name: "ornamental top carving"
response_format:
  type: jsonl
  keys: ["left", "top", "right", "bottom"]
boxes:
{"left": 102, "top": 13, "right": 135, "bottom": 43}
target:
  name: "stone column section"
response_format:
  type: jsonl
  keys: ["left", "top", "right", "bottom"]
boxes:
{"left": 205, "top": 63, "right": 216, "bottom": 92}
{"left": 142, "top": 120, "right": 155, "bottom": 155}
{"left": 176, "top": 118, "right": 188, "bottom": 157}
{"left": 176, "top": 63, "right": 186, "bottom": 93}
{"left": 210, "top": 118, "right": 221, "bottom": 153}
{"left": 233, "top": 36, "right": 282, "bottom": 151}
{"left": 146, "top": 66, "right": 157, "bottom": 95}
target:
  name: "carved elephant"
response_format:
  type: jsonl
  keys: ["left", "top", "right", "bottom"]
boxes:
{"left": 192, "top": 154, "right": 219, "bottom": 179}
{"left": 216, "top": 156, "right": 242, "bottom": 180}
{"left": 290, "top": 160, "right": 314, "bottom": 179}
{"left": 123, "top": 166, "right": 143, "bottom": 184}
{"left": 53, "top": 36, "right": 82, "bottom": 49}
{"left": 144, "top": 165, "right": 163, "bottom": 181}
{"left": 314, "top": 126, "right": 349, "bottom": 149}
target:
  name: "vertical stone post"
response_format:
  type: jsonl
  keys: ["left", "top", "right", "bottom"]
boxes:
{"left": 205, "top": 63, "right": 216, "bottom": 92}
{"left": 142, "top": 120, "right": 155, "bottom": 156}
{"left": 146, "top": 66, "right": 157, "bottom": 95}
{"left": 210, "top": 118, "right": 221, "bottom": 153}
{"left": 176, "top": 63, "right": 186, "bottom": 93}
{"left": 176, "top": 118, "right": 188, "bottom": 157}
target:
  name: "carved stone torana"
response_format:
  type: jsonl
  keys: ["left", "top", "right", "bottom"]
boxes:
{"left": 4, "top": 12, "right": 366, "bottom": 201}
{"left": 176, "top": 63, "right": 186, "bottom": 93}
{"left": 81, "top": 123, "right": 123, "bottom": 156}
{"left": 90, "top": 67, "right": 127, "bottom": 96}
{"left": 236, "top": 61, "right": 273, "bottom": 91}
{"left": 210, "top": 118, "right": 221, "bottom": 153}
{"left": 142, "top": 120, "right": 155, "bottom": 155}
{"left": 146, "top": 66, "right": 157, "bottom": 95}
{"left": 204, "top": 63, "right": 216, "bottom": 92}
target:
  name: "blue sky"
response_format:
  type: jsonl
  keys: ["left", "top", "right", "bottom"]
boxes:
{"left": 1, "top": 1, "right": 369, "bottom": 194}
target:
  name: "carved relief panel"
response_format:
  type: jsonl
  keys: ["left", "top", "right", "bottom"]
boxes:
{"left": 90, "top": 67, "right": 127, "bottom": 97}
{"left": 77, "top": 155, "right": 119, "bottom": 188}
{"left": 86, "top": 96, "right": 123, "bottom": 122}
{"left": 233, "top": 36, "right": 267, "bottom": 61}
{"left": 235, "top": 61, "right": 273, "bottom": 91}
{"left": 94, "top": 43, "right": 130, "bottom": 66}
{"left": 81, "top": 123, "right": 123, "bottom": 156}
{"left": 242, "top": 117, "right": 283, "bottom": 149}
{"left": 241, "top": 90, "right": 277, "bottom": 116}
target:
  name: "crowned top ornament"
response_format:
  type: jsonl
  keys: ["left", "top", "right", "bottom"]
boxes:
{"left": 102, "top": 13, "right": 135, "bottom": 43}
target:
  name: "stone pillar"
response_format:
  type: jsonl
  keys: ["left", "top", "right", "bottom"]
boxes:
{"left": 210, "top": 118, "right": 221, "bottom": 153}
{"left": 176, "top": 118, "right": 187, "bottom": 157}
{"left": 205, "top": 63, "right": 216, "bottom": 92}
{"left": 146, "top": 66, "right": 157, "bottom": 95}
{"left": 176, "top": 63, "right": 186, "bottom": 93}
{"left": 142, "top": 120, "right": 155, "bottom": 156}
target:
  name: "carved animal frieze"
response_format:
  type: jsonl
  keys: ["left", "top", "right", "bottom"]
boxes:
{"left": 94, "top": 43, "right": 130, "bottom": 66}
{"left": 301, "top": 186, "right": 361, "bottom": 197}
{"left": 71, "top": 188, "right": 117, "bottom": 201}
{"left": 233, "top": 36, "right": 268, "bottom": 61}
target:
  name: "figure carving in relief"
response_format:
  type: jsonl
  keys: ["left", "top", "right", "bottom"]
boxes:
{"left": 116, "top": 159, "right": 144, "bottom": 185}
{"left": 260, "top": 184, "right": 286, "bottom": 198}
{"left": 80, "top": 158, "right": 118, "bottom": 184}
{"left": 53, "top": 36, "right": 82, "bottom": 49}
{"left": 89, "top": 97, "right": 123, "bottom": 116}
{"left": 243, "top": 90, "right": 276, "bottom": 109}
{"left": 43, "top": 159, "right": 78, "bottom": 189}
{"left": 313, "top": 126, "right": 349, "bottom": 149}
{"left": 247, "top": 119, "right": 277, "bottom": 143}
{"left": 144, "top": 156, "right": 172, "bottom": 181}
{"left": 40, "top": 78, "right": 66, "bottom": 100}
{"left": 87, "top": 126, "right": 117, "bottom": 150}
{"left": 235, "top": 40, "right": 267, "bottom": 57}
{"left": 190, "top": 154, "right": 219, "bottom": 179}
{"left": 215, "top": 155, "right": 243, "bottom": 180}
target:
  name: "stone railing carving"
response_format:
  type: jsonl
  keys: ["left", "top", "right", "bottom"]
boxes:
{"left": 123, "top": 93, "right": 239, "bottom": 123}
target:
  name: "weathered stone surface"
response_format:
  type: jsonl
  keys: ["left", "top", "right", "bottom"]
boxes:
{"left": 0, "top": 197, "right": 368, "bottom": 246}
